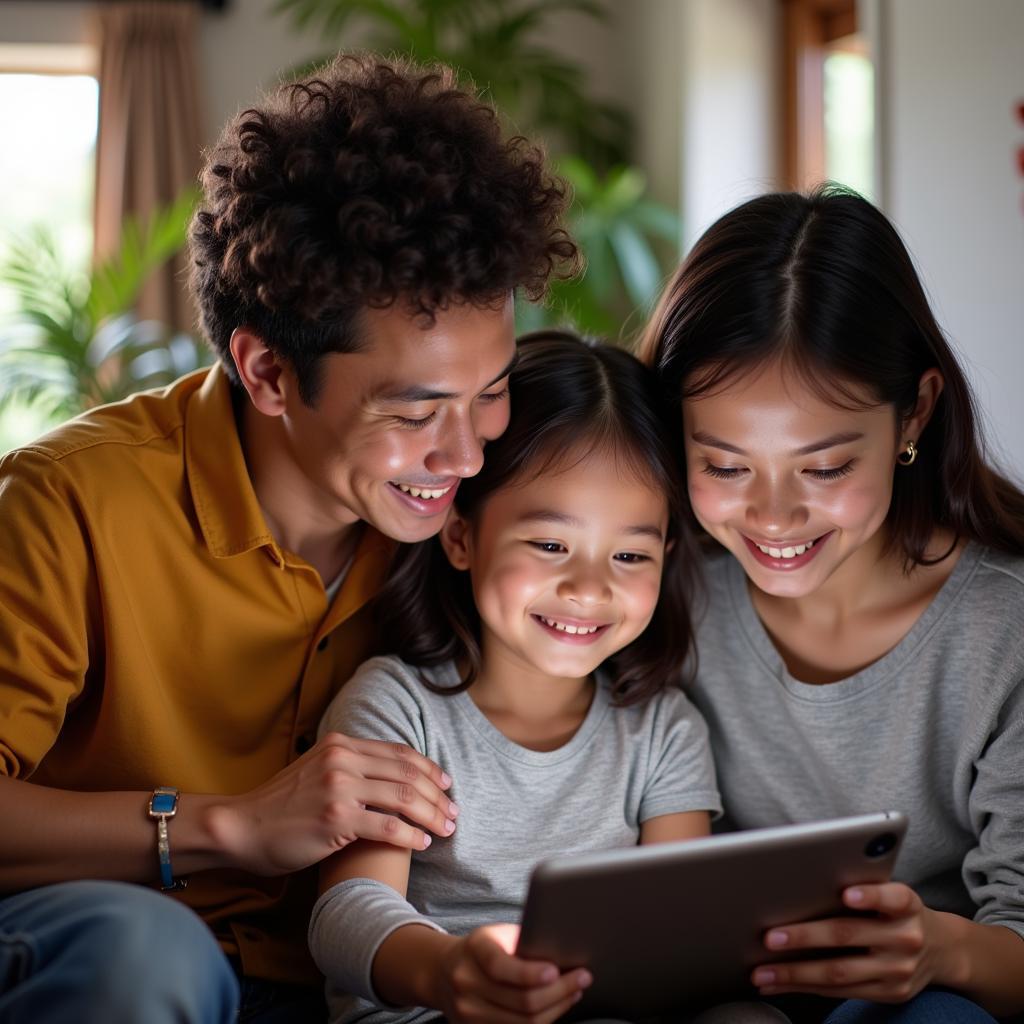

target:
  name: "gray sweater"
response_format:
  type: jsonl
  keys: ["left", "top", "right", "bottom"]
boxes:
{"left": 689, "top": 542, "right": 1024, "bottom": 939}
{"left": 310, "top": 656, "right": 721, "bottom": 1024}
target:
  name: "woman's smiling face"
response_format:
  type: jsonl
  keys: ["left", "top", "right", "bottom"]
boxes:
{"left": 683, "top": 359, "right": 904, "bottom": 599}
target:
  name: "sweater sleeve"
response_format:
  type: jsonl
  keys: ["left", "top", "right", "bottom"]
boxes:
{"left": 309, "top": 878, "right": 445, "bottom": 1004}
{"left": 962, "top": 679, "right": 1024, "bottom": 939}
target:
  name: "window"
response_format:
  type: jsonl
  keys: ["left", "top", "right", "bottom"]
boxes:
{"left": 0, "top": 45, "right": 98, "bottom": 450}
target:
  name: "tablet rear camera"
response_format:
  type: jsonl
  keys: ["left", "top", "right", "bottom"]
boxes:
{"left": 864, "top": 833, "right": 897, "bottom": 858}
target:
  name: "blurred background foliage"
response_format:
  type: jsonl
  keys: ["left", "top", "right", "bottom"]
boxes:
{"left": 272, "top": 0, "right": 682, "bottom": 337}
{"left": 1, "top": 0, "right": 680, "bottom": 447}
{"left": 0, "top": 189, "right": 210, "bottom": 433}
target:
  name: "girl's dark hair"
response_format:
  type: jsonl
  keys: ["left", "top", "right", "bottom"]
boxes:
{"left": 375, "top": 330, "right": 698, "bottom": 706}
{"left": 641, "top": 185, "right": 1024, "bottom": 565}
{"left": 189, "top": 54, "right": 578, "bottom": 405}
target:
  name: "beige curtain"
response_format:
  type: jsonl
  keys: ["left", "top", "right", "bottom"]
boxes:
{"left": 93, "top": 1, "right": 203, "bottom": 333}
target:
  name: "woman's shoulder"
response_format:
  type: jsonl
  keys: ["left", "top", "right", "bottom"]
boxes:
{"left": 957, "top": 544, "right": 1024, "bottom": 627}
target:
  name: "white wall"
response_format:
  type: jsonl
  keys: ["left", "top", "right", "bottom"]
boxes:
{"left": 879, "top": 0, "right": 1024, "bottom": 479}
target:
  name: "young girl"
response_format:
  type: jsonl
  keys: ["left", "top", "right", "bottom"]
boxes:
{"left": 309, "top": 333, "right": 780, "bottom": 1024}
{"left": 642, "top": 186, "right": 1024, "bottom": 1024}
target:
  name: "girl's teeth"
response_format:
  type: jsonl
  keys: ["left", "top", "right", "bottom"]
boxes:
{"left": 396, "top": 483, "right": 451, "bottom": 500}
{"left": 540, "top": 616, "right": 599, "bottom": 635}
{"left": 755, "top": 539, "right": 814, "bottom": 558}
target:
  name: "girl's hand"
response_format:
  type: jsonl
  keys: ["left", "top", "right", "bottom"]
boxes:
{"left": 751, "top": 882, "right": 957, "bottom": 1003}
{"left": 436, "top": 923, "right": 592, "bottom": 1023}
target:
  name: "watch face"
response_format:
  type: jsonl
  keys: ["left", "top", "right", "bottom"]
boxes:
{"left": 150, "top": 792, "right": 177, "bottom": 815}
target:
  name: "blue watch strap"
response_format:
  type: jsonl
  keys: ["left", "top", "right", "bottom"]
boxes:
{"left": 147, "top": 787, "right": 187, "bottom": 892}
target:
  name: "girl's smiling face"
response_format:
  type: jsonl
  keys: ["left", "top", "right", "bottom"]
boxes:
{"left": 683, "top": 359, "right": 907, "bottom": 599}
{"left": 440, "top": 444, "right": 669, "bottom": 683}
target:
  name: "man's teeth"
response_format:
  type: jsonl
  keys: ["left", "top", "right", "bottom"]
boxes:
{"left": 755, "top": 539, "right": 815, "bottom": 559}
{"left": 540, "top": 616, "right": 600, "bottom": 635}
{"left": 396, "top": 483, "right": 451, "bottom": 500}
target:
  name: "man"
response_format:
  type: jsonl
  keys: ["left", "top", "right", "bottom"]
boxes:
{"left": 0, "top": 55, "right": 576, "bottom": 1022}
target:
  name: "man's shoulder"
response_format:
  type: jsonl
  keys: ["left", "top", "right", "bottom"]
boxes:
{"left": 10, "top": 370, "right": 211, "bottom": 471}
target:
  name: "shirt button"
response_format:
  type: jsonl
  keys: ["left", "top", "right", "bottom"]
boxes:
{"left": 317, "top": 636, "right": 329, "bottom": 652}
{"left": 294, "top": 734, "right": 314, "bottom": 755}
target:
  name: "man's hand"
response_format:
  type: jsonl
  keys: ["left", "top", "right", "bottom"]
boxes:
{"left": 434, "top": 924, "right": 592, "bottom": 1024}
{"left": 751, "top": 882, "right": 954, "bottom": 1003}
{"left": 205, "top": 731, "right": 459, "bottom": 876}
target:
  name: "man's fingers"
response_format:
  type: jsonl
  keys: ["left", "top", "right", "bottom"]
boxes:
{"left": 324, "top": 732, "right": 452, "bottom": 791}
{"left": 356, "top": 778, "right": 457, "bottom": 838}
{"left": 350, "top": 807, "right": 433, "bottom": 851}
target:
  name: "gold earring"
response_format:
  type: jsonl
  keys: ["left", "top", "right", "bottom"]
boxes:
{"left": 897, "top": 440, "right": 918, "bottom": 466}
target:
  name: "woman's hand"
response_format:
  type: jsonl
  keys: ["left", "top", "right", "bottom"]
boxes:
{"left": 435, "top": 923, "right": 592, "bottom": 1024}
{"left": 751, "top": 883, "right": 959, "bottom": 1003}
{"left": 202, "top": 731, "right": 459, "bottom": 876}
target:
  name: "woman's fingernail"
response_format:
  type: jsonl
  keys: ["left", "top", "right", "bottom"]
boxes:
{"left": 441, "top": 772, "right": 452, "bottom": 788}
{"left": 847, "top": 887, "right": 865, "bottom": 903}
{"left": 421, "top": 834, "right": 431, "bottom": 848}
{"left": 766, "top": 930, "right": 788, "bottom": 948}
{"left": 540, "top": 965, "right": 558, "bottom": 983}
{"left": 443, "top": 818, "right": 455, "bottom": 834}
{"left": 753, "top": 969, "right": 776, "bottom": 985}
{"left": 448, "top": 801, "right": 461, "bottom": 817}
{"left": 577, "top": 970, "right": 593, "bottom": 988}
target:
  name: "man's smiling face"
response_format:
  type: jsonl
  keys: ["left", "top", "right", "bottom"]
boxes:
{"left": 275, "top": 296, "right": 516, "bottom": 543}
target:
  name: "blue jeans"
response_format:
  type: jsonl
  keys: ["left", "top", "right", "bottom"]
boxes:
{"left": 824, "top": 990, "right": 999, "bottom": 1023}
{"left": 0, "top": 880, "right": 240, "bottom": 1023}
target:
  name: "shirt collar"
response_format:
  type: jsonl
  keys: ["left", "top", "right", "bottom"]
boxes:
{"left": 184, "top": 363, "right": 278, "bottom": 559}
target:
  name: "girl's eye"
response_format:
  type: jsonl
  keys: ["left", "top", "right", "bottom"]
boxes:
{"left": 702, "top": 463, "right": 745, "bottom": 480}
{"left": 530, "top": 541, "right": 566, "bottom": 553}
{"left": 614, "top": 552, "right": 651, "bottom": 564}
{"left": 479, "top": 386, "right": 509, "bottom": 404}
{"left": 396, "top": 412, "right": 437, "bottom": 430}
{"left": 806, "top": 461, "right": 855, "bottom": 481}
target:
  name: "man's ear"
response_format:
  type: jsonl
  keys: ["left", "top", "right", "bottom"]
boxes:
{"left": 229, "top": 327, "right": 288, "bottom": 417}
{"left": 439, "top": 510, "right": 473, "bottom": 571}
{"left": 901, "top": 368, "right": 945, "bottom": 446}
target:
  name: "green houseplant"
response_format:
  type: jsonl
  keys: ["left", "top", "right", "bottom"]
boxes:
{"left": 0, "top": 190, "right": 210, "bottom": 426}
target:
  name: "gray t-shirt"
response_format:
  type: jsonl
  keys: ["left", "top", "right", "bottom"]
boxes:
{"left": 310, "top": 655, "right": 721, "bottom": 1024}
{"left": 690, "top": 542, "right": 1024, "bottom": 939}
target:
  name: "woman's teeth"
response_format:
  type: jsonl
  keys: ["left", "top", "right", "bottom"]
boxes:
{"left": 755, "top": 539, "right": 815, "bottom": 559}
{"left": 539, "top": 616, "right": 600, "bottom": 635}
{"left": 395, "top": 483, "right": 451, "bottom": 500}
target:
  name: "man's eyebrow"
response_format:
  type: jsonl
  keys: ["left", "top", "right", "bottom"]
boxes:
{"left": 375, "top": 353, "right": 519, "bottom": 405}
{"left": 690, "top": 430, "right": 864, "bottom": 457}
{"left": 520, "top": 510, "right": 664, "bottom": 541}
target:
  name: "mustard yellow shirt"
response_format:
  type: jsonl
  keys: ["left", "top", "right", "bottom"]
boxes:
{"left": 0, "top": 364, "right": 392, "bottom": 984}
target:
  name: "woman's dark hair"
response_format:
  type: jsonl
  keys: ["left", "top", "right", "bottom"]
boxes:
{"left": 641, "top": 185, "right": 1024, "bottom": 564}
{"left": 375, "top": 330, "right": 699, "bottom": 706}
{"left": 189, "top": 54, "right": 579, "bottom": 404}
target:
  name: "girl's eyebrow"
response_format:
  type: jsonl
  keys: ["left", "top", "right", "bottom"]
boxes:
{"left": 690, "top": 430, "right": 864, "bottom": 457}
{"left": 520, "top": 510, "right": 664, "bottom": 541}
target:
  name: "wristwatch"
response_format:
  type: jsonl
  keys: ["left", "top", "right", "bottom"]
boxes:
{"left": 147, "top": 786, "right": 188, "bottom": 891}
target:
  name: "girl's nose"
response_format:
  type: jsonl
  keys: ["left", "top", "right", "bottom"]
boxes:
{"left": 556, "top": 569, "right": 612, "bottom": 607}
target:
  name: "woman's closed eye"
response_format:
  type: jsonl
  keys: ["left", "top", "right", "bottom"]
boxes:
{"left": 702, "top": 462, "right": 746, "bottom": 480}
{"left": 804, "top": 460, "right": 856, "bottom": 481}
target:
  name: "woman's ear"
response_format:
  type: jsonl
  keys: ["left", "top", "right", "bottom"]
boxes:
{"left": 902, "top": 368, "right": 945, "bottom": 444}
{"left": 439, "top": 510, "right": 473, "bottom": 570}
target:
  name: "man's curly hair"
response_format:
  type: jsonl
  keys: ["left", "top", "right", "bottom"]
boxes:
{"left": 189, "top": 53, "right": 579, "bottom": 403}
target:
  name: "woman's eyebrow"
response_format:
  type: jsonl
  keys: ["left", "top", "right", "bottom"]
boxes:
{"left": 690, "top": 430, "right": 864, "bottom": 456}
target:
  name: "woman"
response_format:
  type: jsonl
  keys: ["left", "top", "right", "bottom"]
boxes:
{"left": 642, "top": 186, "right": 1024, "bottom": 1023}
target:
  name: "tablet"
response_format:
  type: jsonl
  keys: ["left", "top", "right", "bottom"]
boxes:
{"left": 516, "top": 811, "right": 907, "bottom": 1019}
